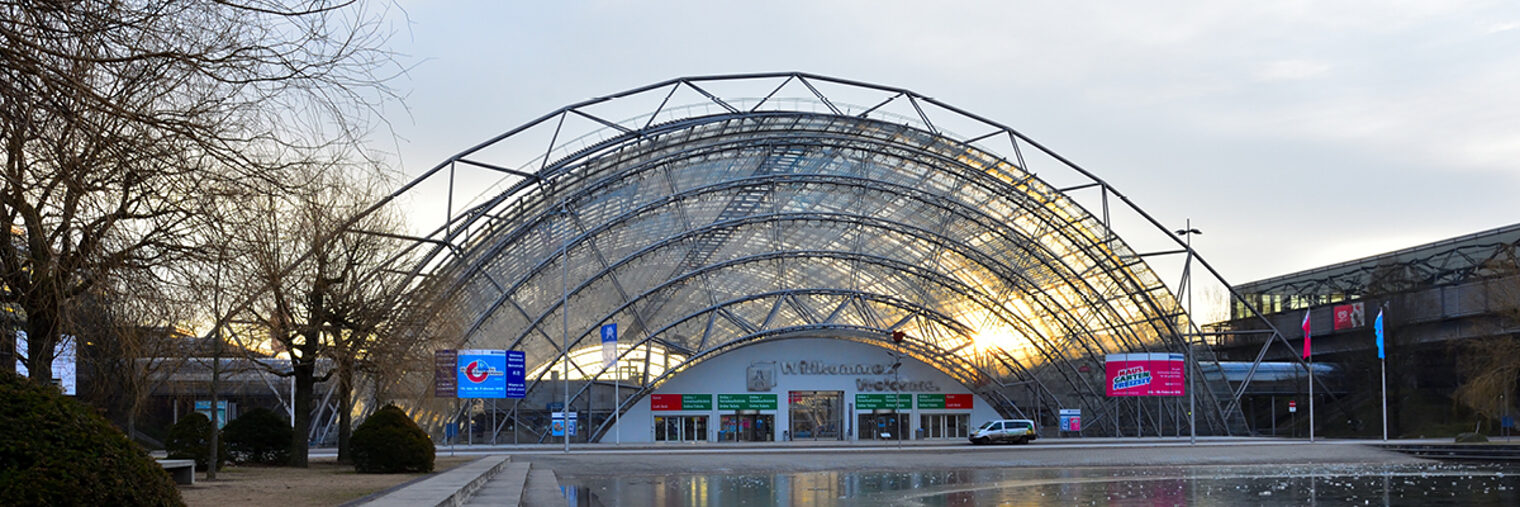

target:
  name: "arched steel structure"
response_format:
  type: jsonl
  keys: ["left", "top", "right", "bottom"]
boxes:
{"left": 387, "top": 73, "right": 1264, "bottom": 440}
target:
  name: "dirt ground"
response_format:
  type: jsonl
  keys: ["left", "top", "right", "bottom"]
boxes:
{"left": 177, "top": 456, "right": 475, "bottom": 507}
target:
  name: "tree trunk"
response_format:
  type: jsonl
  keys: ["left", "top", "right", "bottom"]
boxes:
{"left": 336, "top": 357, "right": 353, "bottom": 464}
{"left": 23, "top": 311, "right": 59, "bottom": 384}
{"left": 289, "top": 358, "right": 315, "bottom": 468}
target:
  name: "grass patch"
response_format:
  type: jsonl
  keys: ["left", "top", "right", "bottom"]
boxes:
{"left": 178, "top": 455, "right": 475, "bottom": 507}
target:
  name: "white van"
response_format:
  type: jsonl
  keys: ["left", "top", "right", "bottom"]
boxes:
{"left": 969, "top": 419, "right": 1037, "bottom": 445}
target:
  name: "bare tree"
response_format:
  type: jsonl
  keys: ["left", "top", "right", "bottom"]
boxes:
{"left": 1452, "top": 252, "right": 1520, "bottom": 430}
{"left": 0, "top": 1, "right": 399, "bottom": 383}
{"left": 231, "top": 162, "right": 412, "bottom": 467}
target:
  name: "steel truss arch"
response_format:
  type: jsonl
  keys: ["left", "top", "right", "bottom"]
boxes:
{"left": 375, "top": 73, "right": 1300, "bottom": 439}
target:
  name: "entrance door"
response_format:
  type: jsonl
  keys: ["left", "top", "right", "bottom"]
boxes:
{"left": 858, "top": 412, "right": 909, "bottom": 440}
{"left": 654, "top": 416, "right": 708, "bottom": 442}
{"left": 719, "top": 414, "right": 775, "bottom": 441}
{"left": 918, "top": 413, "right": 970, "bottom": 439}
{"left": 788, "top": 390, "right": 844, "bottom": 440}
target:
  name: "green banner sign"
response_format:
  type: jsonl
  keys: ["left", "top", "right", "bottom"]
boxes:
{"left": 717, "top": 394, "right": 778, "bottom": 410}
{"left": 917, "top": 394, "right": 944, "bottom": 409}
{"left": 682, "top": 394, "right": 713, "bottom": 410}
{"left": 856, "top": 394, "right": 911, "bottom": 410}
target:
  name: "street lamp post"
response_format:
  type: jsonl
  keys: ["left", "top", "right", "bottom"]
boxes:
{"left": 561, "top": 202, "right": 570, "bottom": 454}
{"left": 1175, "top": 220, "right": 1202, "bottom": 446}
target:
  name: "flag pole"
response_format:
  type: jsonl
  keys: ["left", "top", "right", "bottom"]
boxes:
{"left": 1303, "top": 309, "right": 1314, "bottom": 443}
{"left": 1380, "top": 353, "right": 1387, "bottom": 441}
{"left": 1377, "top": 306, "right": 1387, "bottom": 441}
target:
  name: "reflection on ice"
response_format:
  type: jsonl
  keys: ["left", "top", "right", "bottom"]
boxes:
{"left": 561, "top": 462, "right": 1520, "bottom": 506}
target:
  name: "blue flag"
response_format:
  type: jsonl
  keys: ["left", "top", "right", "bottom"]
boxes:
{"left": 1374, "top": 309, "right": 1385, "bottom": 359}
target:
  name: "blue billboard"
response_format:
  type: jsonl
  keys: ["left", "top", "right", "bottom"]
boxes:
{"left": 457, "top": 349, "right": 507, "bottom": 398}
{"left": 505, "top": 350, "right": 526, "bottom": 399}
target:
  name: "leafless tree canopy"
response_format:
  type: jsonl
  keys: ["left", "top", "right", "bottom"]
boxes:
{"left": 0, "top": 1, "right": 401, "bottom": 381}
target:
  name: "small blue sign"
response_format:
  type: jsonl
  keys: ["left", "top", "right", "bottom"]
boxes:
{"left": 457, "top": 349, "right": 507, "bottom": 399}
{"left": 505, "top": 350, "right": 526, "bottom": 399}
{"left": 1503, "top": 416, "right": 1516, "bottom": 429}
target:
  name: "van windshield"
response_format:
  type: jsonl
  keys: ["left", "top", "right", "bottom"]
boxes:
{"left": 977, "top": 421, "right": 998, "bottom": 430}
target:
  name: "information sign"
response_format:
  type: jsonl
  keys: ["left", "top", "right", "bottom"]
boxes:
{"left": 551, "top": 411, "right": 577, "bottom": 437}
{"left": 1059, "top": 408, "right": 1081, "bottom": 432}
{"left": 717, "top": 394, "right": 778, "bottom": 410}
{"left": 914, "top": 393, "right": 972, "bottom": 409}
{"left": 856, "top": 394, "right": 910, "bottom": 410}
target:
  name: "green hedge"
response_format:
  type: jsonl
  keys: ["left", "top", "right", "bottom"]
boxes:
{"left": 0, "top": 371, "right": 183, "bottom": 506}
{"left": 222, "top": 407, "right": 292, "bottom": 465}
{"left": 351, "top": 404, "right": 434, "bottom": 473}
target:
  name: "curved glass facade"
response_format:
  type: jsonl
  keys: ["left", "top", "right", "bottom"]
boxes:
{"left": 398, "top": 74, "right": 1249, "bottom": 439}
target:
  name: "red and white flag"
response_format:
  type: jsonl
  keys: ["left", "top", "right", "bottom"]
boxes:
{"left": 1301, "top": 310, "right": 1312, "bottom": 358}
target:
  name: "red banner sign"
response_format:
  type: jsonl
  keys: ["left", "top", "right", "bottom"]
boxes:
{"left": 944, "top": 394, "right": 973, "bottom": 409}
{"left": 1333, "top": 302, "right": 1365, "bottom": 330}
{"left": 650, "top": 394, "right": 681, "bottom": 411}
{"left": 1105, "top": 353, "right": 1185, "bottom": 397}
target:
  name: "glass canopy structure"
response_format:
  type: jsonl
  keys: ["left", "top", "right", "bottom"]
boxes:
{"left": 383, "top": 73, "right": 1261, "bottom": 439}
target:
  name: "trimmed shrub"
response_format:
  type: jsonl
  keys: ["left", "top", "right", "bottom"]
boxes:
{"left": 0, "top": 371, "right": 183, "bottom": 506}
{"left": 351, "top": 404, "right": 434, "bottom": 473}
{"left": 222, "top": 407, "right": 292, "bottom": 465}
{"left": 165, "top": 412, "right": 227, "bottom": 471}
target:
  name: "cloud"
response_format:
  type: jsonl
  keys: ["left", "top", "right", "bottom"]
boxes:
{"left": 1253, "top": 60, "right": 1332, "bottom": 81}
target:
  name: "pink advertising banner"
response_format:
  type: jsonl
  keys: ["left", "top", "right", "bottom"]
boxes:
{"left": 1105, "top": 353, "right": 1186, "bottom": 397}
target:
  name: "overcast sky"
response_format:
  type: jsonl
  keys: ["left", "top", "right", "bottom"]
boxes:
{"left": 383, "top": 1, "right": 1520, "bottom": 285}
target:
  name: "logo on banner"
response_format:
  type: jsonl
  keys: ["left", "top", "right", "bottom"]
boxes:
{"left": 461, "top": 359, "right": 502, "bottom": 384}
{"left": 1111, "top": 366, "right": 1153, "bottom": 392}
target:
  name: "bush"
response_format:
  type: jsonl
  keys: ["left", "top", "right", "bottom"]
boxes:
{"left": 351, "top": 404, "right": 434, "bottom": 473}
{"left": 0, "top": 371, "right": 183, "bottom": 506}
{"left": 222, "top": 408, "right": 292, "bottom": 465}
{"left": 165, "top": 412, "right": 227, "bottom": 471}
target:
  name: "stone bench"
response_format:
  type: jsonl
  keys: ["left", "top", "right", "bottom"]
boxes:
{"left": 158, "top": 459, "right": 196, "bottom": 485}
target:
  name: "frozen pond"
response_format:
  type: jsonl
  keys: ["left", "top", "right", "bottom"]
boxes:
{"left": 560, "top": 462, "right": 1519, "bottom": 506}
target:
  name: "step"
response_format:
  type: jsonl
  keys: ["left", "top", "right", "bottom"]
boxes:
{"left": 522, "top": 467, "right": 565, "bottom": 507}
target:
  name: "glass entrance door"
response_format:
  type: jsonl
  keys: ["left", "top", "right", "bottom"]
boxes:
{"left": 654, "top": 415, "right": 708, "bottom": 442}
{"left": 858, "top": 412, "right": 909, "bottom": 440}
{"left": 918, "top": 413, "right": 969, "bottom": 439}
{"left": 788, "top": 390, "right": 844, "bottom": 440}
{"left": 719, "top": 414, "right": 775, "bottom": 441}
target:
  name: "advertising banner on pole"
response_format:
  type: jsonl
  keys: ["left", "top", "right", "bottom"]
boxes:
{"left": 434, "top": 350, "right": 458, "bottom": 398}
{"left": 505, "top": 350, "right": 526, "bottom": 399}
{"left": 1334, "top": 302, "right": 1366, "bottom": 330}
{"left": 601, "top": 323, "right": 618, "bottom": 369}
{"left": 1105, "top": 353, "right": 1185, "bottom": 397}
{"left": 457, "top": 349, "right": 508, "bottom": 399}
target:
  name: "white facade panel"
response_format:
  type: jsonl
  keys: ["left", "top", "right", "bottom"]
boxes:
{"left": 610, "top": 338, "right": 1001, "bottom": 442}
